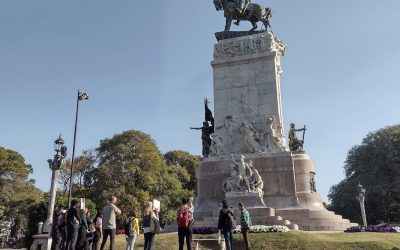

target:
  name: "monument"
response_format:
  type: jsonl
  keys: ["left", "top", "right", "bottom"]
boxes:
{"left": 193, "top": 1, "right": 356, "bottom": 230}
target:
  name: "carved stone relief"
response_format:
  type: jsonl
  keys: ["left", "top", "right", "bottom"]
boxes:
{"left": 213, "top": 31, "right": 286, "bottom": 61}
{"left": 209, "top": 115, "right": 287, "bottom": 156}
{"left": 222, "top": 155, "right": 264, "bottom": 195}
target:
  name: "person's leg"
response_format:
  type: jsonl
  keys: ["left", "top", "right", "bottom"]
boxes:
{"left": 109, "top": 229, "right": 116, "bottom": 250}
{"left": 69, "top": 231, "right": 78, "bottom": 250}
{"left": 66, "top": 231, "right": 71, "bottom": 250}
{"left": 131, "top": 234, "right": 137, "bottom": 249}
{"left": 126, "top": 236, "right": 132, "bottom": 250}
{"left": 91, "top": 232, "right": 98, "bottom": 250}
{"left": 178, "top": 227, "right": 185, "bottom": 250}
{"left": 186, "top": 225, "right": 192, "bottom": 250}
{"left": 61, "top": 231, "right": 67, "bottom": 250}
{"left": 144, "top": 233, "right": 149, "bottom": 250}
{"left": 99, "top": 229, "right": 109, "bottom": 250}
{"left": 223, "top": 230, "right": 231, "bottom": 250}
{"left": 229, "top": 231, "right": 233, "bottom": 250}
{"left": 51, "top": 233, "right": 57, "bottom": 250}
{"left": 148, "top": 233, "right": 155, "bottom": 250}
{"left": 243, "top": 227, "right": 250, "bottom": 250}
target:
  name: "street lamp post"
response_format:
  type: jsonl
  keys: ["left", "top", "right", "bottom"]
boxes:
{"left": 356, "top": 183, "right": 367, "bottom": 227}
{"left": 67, "top": 90, "right": 89, "bottom": 207}
{"left": 43, "top": 135, "right": 67, "bottom": 233}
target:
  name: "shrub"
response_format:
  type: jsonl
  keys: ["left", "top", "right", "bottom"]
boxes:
{"left": 345, "top": 225, "right": 398, "bottom": 233}
{"left": 193, "top": 225, "right": 290, "bottom": 235}
{"left": 235, "top": 225, "right": 290, "bottom": 233}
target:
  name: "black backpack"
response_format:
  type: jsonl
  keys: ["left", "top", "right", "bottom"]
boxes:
{"left": 223, "top": 209, "right": 236, "bottom": 229}
{"left": 124, "top": 217, "right": 133, "bottom": 237}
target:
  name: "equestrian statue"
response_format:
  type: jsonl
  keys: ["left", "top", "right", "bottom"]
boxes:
{"left": 213, "top": 0, "right": 272, "bottom": 31}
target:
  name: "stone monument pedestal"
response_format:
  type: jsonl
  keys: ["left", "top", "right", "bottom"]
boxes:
{"left": 225, "top": 191, "right": 266, "bottom": 208}
{"left": 194, "top": 152, "right": 357, "bottom": 230}
{"left": 193, "top": 31, "right": 356, "bottom": 231}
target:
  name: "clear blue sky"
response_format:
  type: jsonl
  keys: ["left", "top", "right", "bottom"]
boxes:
{"left": 1, "top": 0, "right": 399, "bottom": 203}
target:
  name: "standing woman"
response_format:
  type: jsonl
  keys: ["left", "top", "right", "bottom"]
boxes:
{"left": 142, "top": 202, "right": 159, "bottom": 250}
{"left": 92, "top": 211, "right": 103, "bottom": 250}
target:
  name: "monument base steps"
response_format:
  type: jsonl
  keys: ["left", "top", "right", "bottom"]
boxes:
{"left": 194, "top": 206, "right": 299, "bottom": 230}
{"left": 275, "top": 209, "right": 358, "bottom": 231}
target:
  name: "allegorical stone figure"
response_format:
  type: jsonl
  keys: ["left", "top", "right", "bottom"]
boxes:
{"left": 240, "top": 121, "right": 263, "bottom": 153}
{"left": 210, "top": 133, "right": 224, "bottom": 156}
{"left": 263, "top": 116, "right": 285, "bottom": 152}
{"left": 288, "top": 123, "right": 306, "bottom": 152}
{"left": 222, "top": 155, "right": 263, "bottom": 194}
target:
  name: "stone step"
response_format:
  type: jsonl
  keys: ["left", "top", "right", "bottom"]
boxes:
{"left": 307, "top": 225, "right": 349, "bottom": 231}
{"left": 299, "top": 221, "right": 351, "bottom": 227}
{"left": 309, "top": 216, "right": 345, "bottom": 221}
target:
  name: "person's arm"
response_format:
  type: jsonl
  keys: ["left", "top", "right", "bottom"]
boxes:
{"left": 217, "top": 210, "right": 223, "bottom": 230}
{"left": 111, "top": 204, "right": 122, "bottom": 215}
{"left": 73, "top": 209, "right": 81, "bottom": 224}
{"left": 96, "top": 217, "right": 103, "bottom": 237}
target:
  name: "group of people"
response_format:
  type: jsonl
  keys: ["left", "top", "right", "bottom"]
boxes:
{"left": 50, "top": 196, "right": 251, "bottom": 250}
{"left": 51, "top": 196, "right": 122, "bottom": 250}
{"left": 51, "top": 199, "right": 104, "bottom": 250}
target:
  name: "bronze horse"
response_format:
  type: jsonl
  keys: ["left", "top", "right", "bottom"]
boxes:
{"left": 213, "top": 0, "right": 272, "bottom": 31}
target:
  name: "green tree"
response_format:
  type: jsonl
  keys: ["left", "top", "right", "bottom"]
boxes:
{"left": 164, "top": 150, "right": 201, "bottom": 190}
{"left": 59, "top": 149, "right": 96, "bottom": 197}
{"left": 328, "top": 125, "right": 400, "bottom": 224}
{"left": 84, "top": 130, "right": 185, "bottom": 224}
{"left": 0, "top": 146, "right": 43, "bottom": 243}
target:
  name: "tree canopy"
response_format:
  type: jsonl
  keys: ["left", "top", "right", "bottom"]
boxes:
{"left": 0, "top": 146, "right": 43, "bottom": 239}
{"left": 164, "top": 150, "right": 201, "bottom": 190}
{"left": 74, "top": 130, "right": 199, "bottom": 225}
{"left": 328, "top": 125, "right": 400, "bottom": 224}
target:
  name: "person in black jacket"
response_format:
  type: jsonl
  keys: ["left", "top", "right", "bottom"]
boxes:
{"left": 217, "top": 200, "right": 235, "bottom": 250}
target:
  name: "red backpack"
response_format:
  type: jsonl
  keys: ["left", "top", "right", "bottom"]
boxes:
{"left": 177, "top": 205, "right": 190, "bottom": 228}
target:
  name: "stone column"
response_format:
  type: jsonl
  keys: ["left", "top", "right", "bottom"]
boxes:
{"left": 211, "top": 31, "right": 287, "bottom": 155}
{"left": 356, "top": 184, "right": 367, "bottom": 227}
{"left": 45, "top": 169, "right": 59, "bottom": 225}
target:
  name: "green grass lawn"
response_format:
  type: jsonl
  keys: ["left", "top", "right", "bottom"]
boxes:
{"left": 105, "top": 231, "right": 400, "bottom": 250}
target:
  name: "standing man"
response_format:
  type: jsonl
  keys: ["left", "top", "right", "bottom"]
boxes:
{"left": 239, "top": 202, "right": 252, "bottom": 250}
{"left": 100, "top": 196, "right": 121, "bottom": 250}
{"left": 177, "top": 198, "right": 194, "bottom": 250}
{"left": 218, "top": 200, "right": 235, "bottom": 250}
{"left": 67, "top": 199, "right": 81, "bottom": 250}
